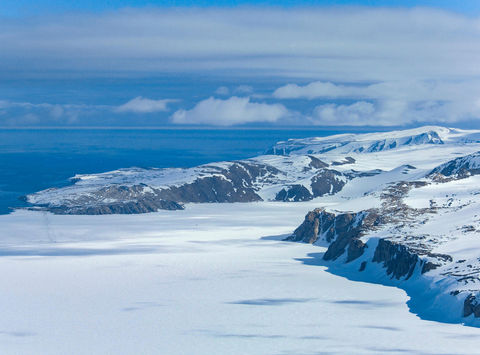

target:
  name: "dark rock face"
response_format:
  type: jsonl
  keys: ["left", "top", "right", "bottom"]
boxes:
{"left": 288, "top": 206, "right": 447, "bottom": 281}
{"left": 372, "top": 239, "right": 419, "bottom": 280}
{"left": 277, "top": 168, "right": 347, "bottom": 202}
{"left": 308, "top": 156, "right": 329, "bottom": 169}
{"left": 429, "top": 152, "right": 480, "bottom": 179}
{"left": 151, "top": 161, "right": 278, "bottom": 204}
{"left": 421, "top": 261, "right": 440, "bottom": 274}
{"left": 323, "top": 213, "right": 361, "bottom": 261}
{"left": 287, "top": 208, "right": 325, "bottom": 244}
{"left": 324, "top": 211, "right": 382, "bottom": 262}
{"left": 347, "top": 238, "right": 367, "bottom": 263}
{"left": 344, "top": 169, "right": 383, "bottom": 179}
{"left": 464, "top": 294, "right": 480, "bottom": 317}
{"left": 29, "top": 158, "right": 351, "bottom": 215}
{"left": 158, "top": 175, "right": 262, "bottom": 203}
{"left": 332, "top": 156, "right": 356, "bottom": 166}
{"left": 36, "top": 161, "right": 279, "bottom": 215}
{"left": 275, "top": 185, "right": 313, "bottom": 202}
{"left": 310, "top": 169, "right": 346, "bottom": 197}
{"left": 286, "top": 208, "right": 381, "bottom": 262}
{"left": 41, "top": 184, "right": 184, "bottom": 214}
{"left": 48, "top": 199, "right": 184, "bottom": 215}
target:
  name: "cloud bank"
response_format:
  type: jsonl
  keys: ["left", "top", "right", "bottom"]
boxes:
{"left": 115, "top": 97, "right": 174, "bottom": 113}
{"left": 2, "top": 6, "right": 480, "bottom": 126}
{"left": 274, "top": 80, "right": 480, "bottom": 125}
{"left": 1, "top": 7, "right": 479, "bottom": 82}
{"left": 0, "top": 97, "right": 176, "bottom": 126}
{"left": 171, "top": 96, "right": 288, "bottom": 125}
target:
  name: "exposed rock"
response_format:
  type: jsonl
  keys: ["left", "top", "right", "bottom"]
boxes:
{"left": 429, "top": 151, "right": 480, "bottom": 179}
{"left": 286, "top": 208, "right": 381, "bottom": 262}
{"left": 464, "top": 294, "right": 480, "bottom": 317}
{"left": 27, "top": 158, "right": 352, "bottom": 215}
{"left": 286, "top": 208, "right": 325, "bottom": 244}
{"left": 347, "top": 238, "right": 367, "bottom": 263}
{"left": 421, "top": 261, "right": 440, "bottom": 274}
{"left": 310, "top": 169, "right": 346, "bottom": 197}
{"left": 275, "top": 185, "right": 313, "bottom": 202}
{"left": 372, "top": 239, "right": 419, "bottom": 280}
{"left": 332, "top": 156, "right": 356, "bottom": 166}
{"left": 47, "top": 199, "right": 184, "bottom": 215}
{"left": 158, "top": 175, "right": 262, "bottom": 203}
{"left": 308, "top": 155, "right": 329, "bottom": 169}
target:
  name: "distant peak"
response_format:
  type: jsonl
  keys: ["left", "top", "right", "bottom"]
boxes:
{"left": 266, "top": 126, "right": 480, "bottom": 156}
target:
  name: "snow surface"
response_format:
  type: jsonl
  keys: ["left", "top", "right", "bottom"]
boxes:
{"left": 0, "top": 203, "right": 480, "bottom": 354}
{"left": 270, "top": 126, "right": 480, "bottom": 156}
{"left": 7, "top": 126, "right": 480, "bottom": 353}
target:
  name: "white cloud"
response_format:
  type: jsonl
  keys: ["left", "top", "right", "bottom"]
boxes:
{"left": 171, "top": 96, "right": 288, "bottom": 126}
{"left": 234, "top": 85, "right": 254, "bottom": 94}
{"left": 0, "top": 97, "right": 178, "bottom": 126}
{"left": 0, "top": 100, "right": 112, "bottom": 125}
{"left": 275, "top": 79, "right": 480, "bottom": 125}
{"left": 312, "top": 101, "right": 376, "bottom": 125}
{"left": 273, "top": 82, "right": 353, "bottom": 99}
{"left": 215, "top": 85, "right": 254, "bottom": 96}
{"left": 273, "top": 80, "right": 480, "bottom": 102}
{"left": 215, "top": 86, "right": 230, "bottom": 96}
{"left": 3, "top": 7, "right": 480, "bottom": 126}
{"left": 115, "top": 97, "right": 174, "bottom": 114}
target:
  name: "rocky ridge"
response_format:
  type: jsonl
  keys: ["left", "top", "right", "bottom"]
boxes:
{"left": 26, "top": 156, "right": 356, "bottom": 214}
{"left": 287, "top": 155, "right": 480, "bottom": 324}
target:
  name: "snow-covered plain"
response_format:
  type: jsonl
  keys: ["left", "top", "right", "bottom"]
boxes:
{"left": 0, "top": 203, "right": 480, "bottom": 354}
{"left": 6, "top": 126, "right": 480, "bottom": 353}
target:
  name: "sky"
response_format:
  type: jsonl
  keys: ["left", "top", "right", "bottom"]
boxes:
{"left": 1, "top": 1, "right": 480, "bottom": 127}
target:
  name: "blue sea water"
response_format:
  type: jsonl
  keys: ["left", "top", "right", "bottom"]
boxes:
{"left": 0, "top": 128, "right": 371, "bottom": 214}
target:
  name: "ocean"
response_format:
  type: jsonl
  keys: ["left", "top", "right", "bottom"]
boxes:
{"left": 0, "top": 127, "right": 366, "bottom": 214}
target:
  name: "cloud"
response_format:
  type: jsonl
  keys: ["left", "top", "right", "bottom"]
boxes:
{"left": 0, "top": 96, "right": 179, "bottom": 126}
{"left": 275, "top": 80, "right": 480, "bottom": 125}
{"left": 234, "top": 85, "right": 254, "bottom": 94}
{"left": 214, "top": 85, "right": 253, "bottom": 96}
{"left": 273, "top": 82, "right": 353, "bottom": 99}
{"left": 273, "top": 80, "right": 480, "bottom": 102}
{"left": 171, "top": 96, "right": 288, "bottom": 125}
{"left": 215, "top": 86, "right": 230, "bottom": 96}
{"left": 2, "top": 7, "right": 480, "bottom": 126}
{"left": 1, "top": 7, "right": 480, "bottom": 83}
{"left": 307, "top": 97, "right": 480, "bottom": 126}
{"left": 0, "top": 100, "right": 95, "bottom": 125}
{"left": 312, "top": 101, "right": 376, "bottom": 125}
{"left": 115, "top": 96, "right": 174, "bottom": 114}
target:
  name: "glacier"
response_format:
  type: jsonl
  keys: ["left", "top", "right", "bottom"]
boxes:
{"left": 3, "top": 126, "right": 480, "bottom": 353}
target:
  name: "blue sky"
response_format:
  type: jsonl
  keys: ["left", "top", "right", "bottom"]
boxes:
{"left": 1, "top": 2, "right": 480, "bottom": 127}
{"left": 1, "top": 0, "right": 480, "bottom": 16}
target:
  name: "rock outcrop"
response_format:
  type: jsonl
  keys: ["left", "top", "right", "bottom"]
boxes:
{"left": 27, "top": 157, "right": 350, "bottom": 215}
{"left": 429, "top": 151, "right": 480, "bottom": 179}
{"left": 285, "top": 176, "right": 480, "bottom": 321}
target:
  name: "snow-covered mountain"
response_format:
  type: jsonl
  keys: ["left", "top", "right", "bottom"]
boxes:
{"left": 23, "top": 125, "right": 480, "bottom": 324}
{"left": 267, "top": 126, "right": 480, "bottom": 155}
{"left": 26, "top": 126, "right": 480, "bottom": 215}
